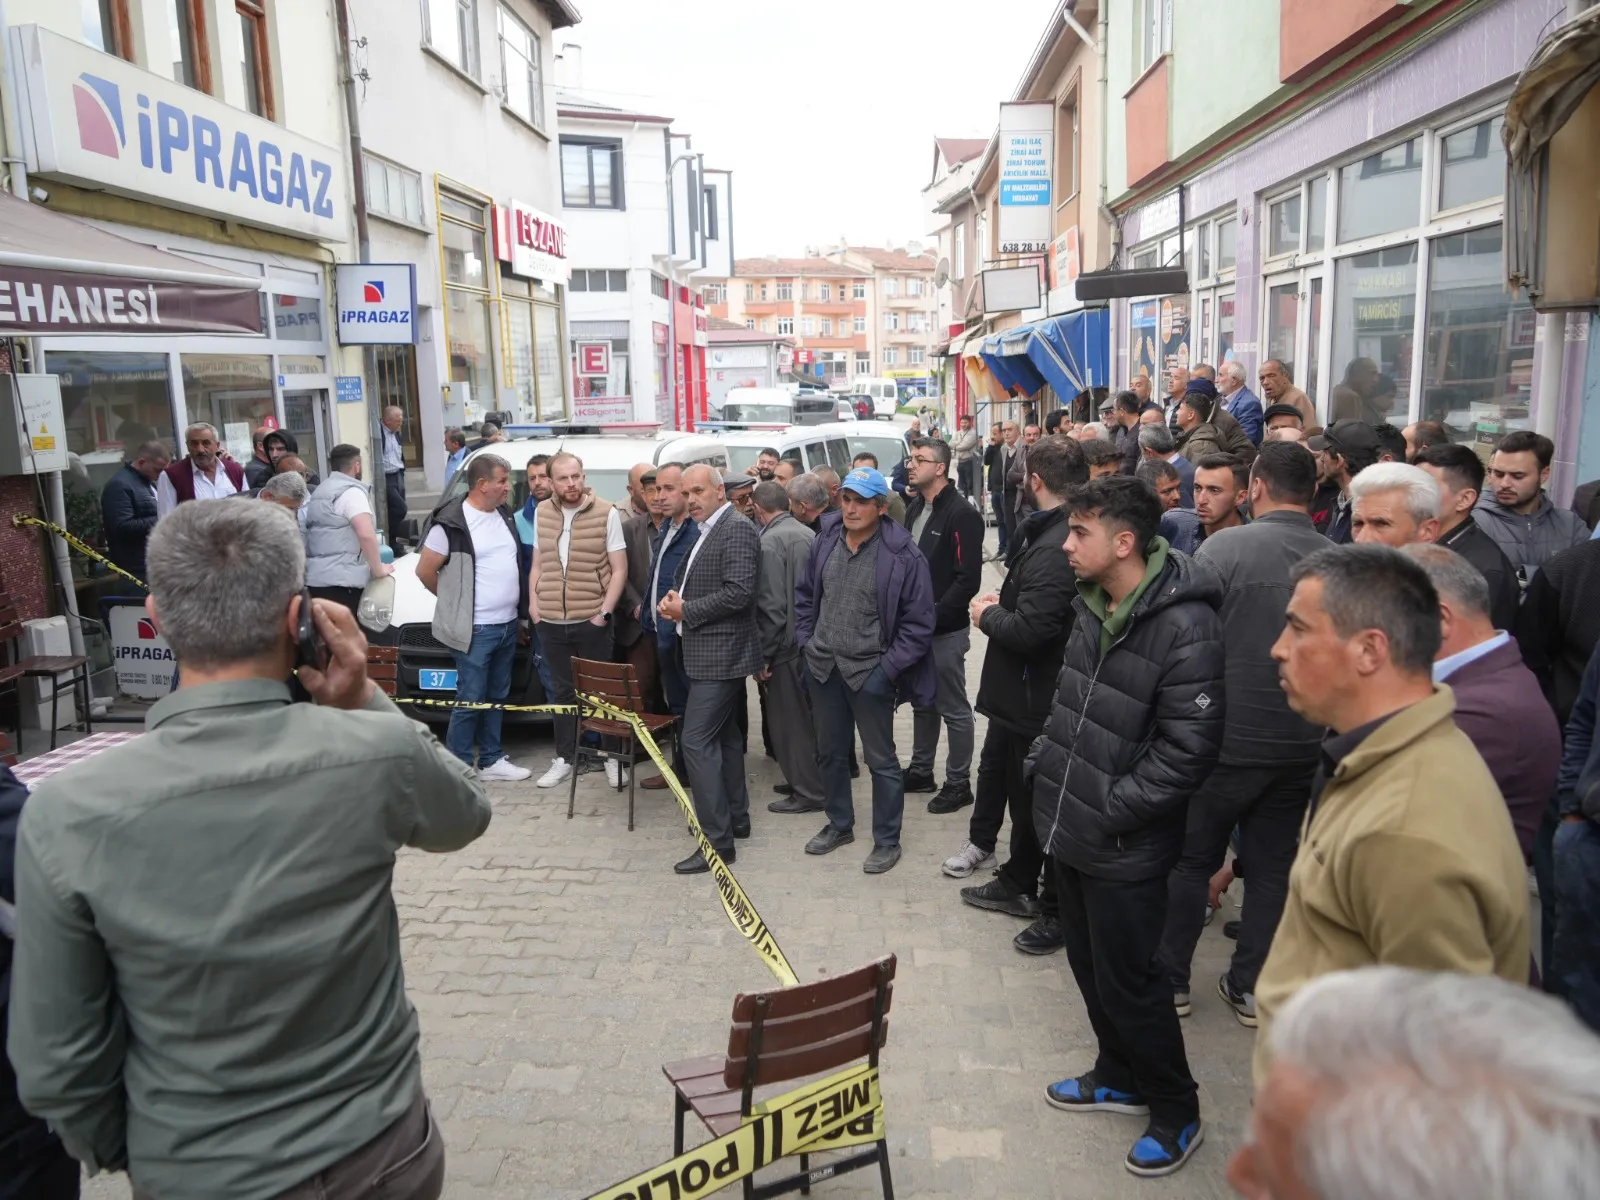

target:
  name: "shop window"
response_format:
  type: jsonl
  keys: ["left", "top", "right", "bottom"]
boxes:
{"left": 169, "top": 0, "right": 211, "bottom": 93}
{"left": 364, "top": 154, "right": 426, "bottom": 226}
{"left": 1423, "top": 224, "right": 1533, "bottom": 444}
{"left": 85, "top": 0, "right": 134, "bottom": 60}
{"left": 1337, "top": 137, "right": 1422, "bottom": 244}
{"left": 1306, "top": 177, "right": 1327, "bottom": 253}
{"left": 561, "top": 138, "right": 623, "bottom": 209}
{"left": 272, "top": 294, "right": 324, "bottom": 342}
{"left": 1438, "top": 116, "right": 1506, "bottom": 213}
{"left": 571, "top": 339, "right": 630, "bottom": 402}
{"left": 1331, "top": 243, "right": 1418, "bottom": 425}
{"left": 534, "top": 296, "right": 564, "bottom": 418}
{"left": 1268, "top": 193, "right": 1300, "bottom": 258}
{"left": 1216, "top": 217, "right": 1236, "bottom": 272}
{"left": 234, "top": 1, "right": 273, "bottom": 118}
{"left": 442, "top": 220, "right": 487, "bottom": 288}
{"left": 450, "top": 289, "right": 494, "bottom": 416}
{"left": 46, "top": 350, "right": 177, "bottom": 491}
{"left": 497, "top": 4, "right": 544, "bottom": 129}
{"left": 181, "top": 355, "right": 275, "bottom": 460}
{"left": 423, "top": 0, "right": 480, "bottom": 78}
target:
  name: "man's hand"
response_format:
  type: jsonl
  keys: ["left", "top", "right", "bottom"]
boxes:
{"left": 371, "top": 562, "right": 395, "bottom": 578}
{"left": 632, "top": 603, "right": 642, "bottom": 621}
{"left": 297, "top": 598, "right": 376, "bottom": 710}
{"left": 970, "top": 592, "right": 999, "bottom": 628}
{"left": 589, "top": 611, "right": 610, "bottom": 628}
{"left": 1208, "top": 862, "right": 1236, "bottom": 910}
{"left": 657, "top": 589, "right": 685, "bottom": 622}
{"left": 755, "top": 665, "right": 772, "bottom": 682}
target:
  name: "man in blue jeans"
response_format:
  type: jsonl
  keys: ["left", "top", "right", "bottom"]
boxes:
{"left": 794, "top": 467, "right": 935, "bottom": 875}
{"left": 1552, "top": 641, "right": 1600, "bottom": 1032}
{"left": 416, "top": 455, "right": 532, "bottom": 781}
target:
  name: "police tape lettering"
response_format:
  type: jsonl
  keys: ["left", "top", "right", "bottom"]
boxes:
{"left": 582, "top": 1064, "right": 881, "bottom": 1200}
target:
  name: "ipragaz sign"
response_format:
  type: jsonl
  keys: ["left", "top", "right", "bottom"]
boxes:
{"left": 335, "top": 264, "right": 417, "bottom": 345}
{"left": 13, "top": 24, "right": 348, "bottom": 243}
{"left": 997, "top": 102, "right": 1054, "bottom": 255}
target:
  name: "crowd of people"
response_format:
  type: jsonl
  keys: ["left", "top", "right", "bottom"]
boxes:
{"left": 8, "top": 366, "right": 1600, "bottom": 1196}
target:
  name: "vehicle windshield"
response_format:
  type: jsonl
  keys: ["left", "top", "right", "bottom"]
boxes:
{"left": 725, "top": 446, "right": 766, "bottom": 473}
{"left": 429, "top": 462, "right": 632, "bottom": 532}
{"left": 723, "top": 402, "right": 791, "bottom": 423}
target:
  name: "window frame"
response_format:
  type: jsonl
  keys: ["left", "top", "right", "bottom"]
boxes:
{"left": 87, "top": 0, "right": 136, "bottom": 61}
{"left": 882, "top": 346, "right": 897, "bottom": 366}
{"left": 363, "top": 152, "right": 427, "bottom": 229}
{"left": 421, "top": 0, "right": 481, "bottom": 79}
{"left": 560, "top": 137, "right": 624, "bottom": 210}
{"left": 702, "top": 185, "right": 719, "bottom": 240}
{"left": 852, "top": 281, "right": 865, "bottom": 300}
{"left": 776, "top": 317, "right": 794, "bottom": 336}
{"left": 776, "top": 281, "right": 793, "bottom": 301}
{"left": 1135, "top": 0, "right": 1173, "bottom": 76}
{"left": 496, "top": 3, "right": 544, "bottom": 131}
{"left": 171, "top": 0, "right": 213, "bottom": 94}
{"left": 235, "top": 0, "right": 274, "bottom": 119}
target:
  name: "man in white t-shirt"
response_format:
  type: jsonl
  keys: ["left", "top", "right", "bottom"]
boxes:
{"left": 302, "top": 444, "right": 393, "bottom": 614}
{"left": 416, "top": 455, "right": 532, "bottom": 782}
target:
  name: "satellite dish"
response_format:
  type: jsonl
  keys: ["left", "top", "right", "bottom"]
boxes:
{"left": 934, "top": 257, "right": 950, "bottom": 288}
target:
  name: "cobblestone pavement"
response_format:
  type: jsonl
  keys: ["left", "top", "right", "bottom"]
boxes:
{"left": 83, "top": 551, "right": 1254, "bottom": 1199}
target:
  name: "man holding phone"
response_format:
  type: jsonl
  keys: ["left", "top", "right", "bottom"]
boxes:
{"left": 6, "top": 500, "right": 491, "bottom": 1200}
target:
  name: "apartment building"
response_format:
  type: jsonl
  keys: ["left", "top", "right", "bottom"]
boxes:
{"left": 715, "top": 257, "right": 872, "bottom": 387}
{"left": 824, "top": 246, "right": 940, "bottom": 393}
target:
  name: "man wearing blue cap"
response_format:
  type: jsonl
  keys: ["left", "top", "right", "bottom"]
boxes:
{"left": 795, "top": 466, "right": 936, "bottom": 874}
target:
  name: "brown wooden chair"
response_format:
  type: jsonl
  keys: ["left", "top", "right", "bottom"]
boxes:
{"left": 366, "top": 645, "right": 398, "bottom": 698}
{"left": 568, "top": 657, "right": 678, "bottom": 831}
{"left": 0, "top": 587, "right": 93, "bottom": 753}
{"left": 662, "top": 955, "right": 896, "bottom": 1199}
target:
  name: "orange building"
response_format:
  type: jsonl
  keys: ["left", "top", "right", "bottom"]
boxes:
{"left": 708, "top": 257, "right": 872, "bottom": 386}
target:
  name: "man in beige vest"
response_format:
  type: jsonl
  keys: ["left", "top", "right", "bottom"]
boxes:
{"left": 530, "top": 451, "right": 628, "bottom": 789}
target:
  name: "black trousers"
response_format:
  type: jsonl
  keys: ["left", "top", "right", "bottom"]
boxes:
{"left": 537, "top": 619, "right": 614, "bottom": 760}
{"left": 969, "top": 722, "right": 1055, "bottom": 915}
{"left": 1055, "top": 859, "right": 1199, "bottom": 1129}
{"left": 0, "top": 1007, "right": 79, "bottom": 1200}
{"left": 1158, "top": 762, "right": 1313, "bottom": 995}
{"left": 308, "top": 584, "right": 363, "bottom": 615}
{"left": 384, "top": 470, "right": 407, "bottom": 551}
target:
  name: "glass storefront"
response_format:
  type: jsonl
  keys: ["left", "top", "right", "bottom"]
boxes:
{"left": 1330, "top": 244, "right": 1417, "bottom": 425}
{"left": 181, "top": 354, "right": 276, "bottom": 461}
{"left": 571, "top": 338, "right": 630, "bottom": 403}
{"left": 447, "top": 288, "right": 494, "bottom": 417}
{"left": 533, "top": 296, "right": 563, "bottom": 419}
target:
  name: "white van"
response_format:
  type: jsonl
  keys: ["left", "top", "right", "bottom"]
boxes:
{"left": 706, "top": 420, "right": 909, "bottom": 481}
{"left": 720, "top": 387, "right": 794, "bottom": 425}
{"left": 851, "top": 377, "right": 901, "bottom": 421}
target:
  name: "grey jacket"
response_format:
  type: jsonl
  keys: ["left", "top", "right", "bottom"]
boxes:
{"left": 1474, "top": 493, "right": 1589, "bottom": 585}
{"left": 951, "top": 427, "right": 981, "bottom": 463}
{"left": 427, "top": 497, "right": 526, "bottom": 653}
{"left": 675, "top": 504, "right": 762, "bottom": 680}
{"left": 756, "top": 512, "right": 814, "bottom": 665}
{"left": 303, "top": 472, "right": 370, "bottom": 589}
{"left": 7, "top": 680, "right": 490, "bottom": 1200}
{"left": 1195, "top": 509, "right": 1329, "bottom": 766}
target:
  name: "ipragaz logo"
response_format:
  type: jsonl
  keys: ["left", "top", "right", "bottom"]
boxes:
{"left": 363, "top": 281, "right": 385, "bottom": 303}
{"left": 136, "top": 617, "right": 158, "bottom": 640}
{"left": 73, "top": 72, "right": 125, "bottom": 159}
{"left": 342, "top": 273, "right": 410, "bottom": 329}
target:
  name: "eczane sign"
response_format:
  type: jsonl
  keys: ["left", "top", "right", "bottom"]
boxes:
{"left": 493, "top": 201, "right": 571, "bottom": 283}
{"left": 12, "top": 24, "right": 348, "bottom": 243}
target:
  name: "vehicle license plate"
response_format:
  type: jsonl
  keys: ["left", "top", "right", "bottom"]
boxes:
{"left": 419, "top": 669, "right": 458, "bottom": 690}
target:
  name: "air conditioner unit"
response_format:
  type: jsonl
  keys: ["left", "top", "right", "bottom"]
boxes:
{"left": 19, "top": 616, "right": 77, "bottom": 731}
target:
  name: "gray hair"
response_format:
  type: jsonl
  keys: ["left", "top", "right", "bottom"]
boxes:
{"left": 786, "top": 474, "right": 828, "bottom": 511}
{"left": 1079, "top": 421, "right": 1110, "bottom": 441}
{"left": 1218, "top": 360, "right": 1247, "bottom": 388}
{"left": 752, "top": 480, "right": 789, "bottom": 514}
{"left": 1402, "top": 543, "right": 1491, "bottom": 620}
{"left": 1290, "top": 544, "right": 1441, "bottom": 675}
{"left": 1349, "top": 462, "right": 1441, "bottom": 524}
{"left": 811, "top": 465, "right": 841, "bottom": 491}
{"left": 1138, "top": 424, "right": 1176, "bottom": 456}
{"left": 258, "top": 471, "right": 309, "bottom": 507}
{"left": 1268, "top": 966, "right": 1600, "bottom": 1200}
{"left": 184, "top": 422, "right": 219, "bottom": 442}
{"left": 147, "top": 500, "right": 304, "bottom": 667}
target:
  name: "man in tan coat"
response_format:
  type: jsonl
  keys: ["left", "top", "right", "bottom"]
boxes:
{"left": 1254, "top": 543, "right": 1528, "bottom": 1084}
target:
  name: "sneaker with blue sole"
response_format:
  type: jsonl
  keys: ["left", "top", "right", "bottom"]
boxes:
{"left": 1044, "top": 1072, "right": 1149, "bottom": 1115}
{"left": 1125, "top": 1119, "right": 1204, "bottom": 1177}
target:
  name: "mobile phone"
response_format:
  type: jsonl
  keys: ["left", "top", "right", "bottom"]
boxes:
{"left": 295, "top": 588, "right": 327, "bottom": 671}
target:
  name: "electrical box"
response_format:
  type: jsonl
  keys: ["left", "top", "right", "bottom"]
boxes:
{"left": 0, "top": 373, "right": 68, "bottom": 475}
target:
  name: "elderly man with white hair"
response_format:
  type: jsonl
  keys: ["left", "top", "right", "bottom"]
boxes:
{"left": 1215, "top": 360, "right": 1264, "bottom": 446}
{"left": 1229, "top": 966, "right": 1600, "bottom": 1200}
{"left": 156, "top": 422, "right": 246, "bottom": 515}
{"left": 1349, "top": 461, "right": 1442, "bottom": 548}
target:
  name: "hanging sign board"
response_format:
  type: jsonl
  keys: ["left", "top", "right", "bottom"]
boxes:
{"left": 335, "top": 263, "right": 416, "bottom": 345}
{"left": 997, "top": 102, "right": 1053, "bottom": 254}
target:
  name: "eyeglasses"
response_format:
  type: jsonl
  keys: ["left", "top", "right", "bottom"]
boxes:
{"left": 911, "top": 456, "right": 939, "bottom": 466}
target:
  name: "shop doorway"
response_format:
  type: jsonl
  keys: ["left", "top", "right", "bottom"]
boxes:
{"left": 1262, "top": 267, "right": 1327, "bottom": 415}
{"left": 369, "top": 344, "right": 421, "bottom": 466}
{"left": 282, "top": 390, "right": 334, "bottom": 480}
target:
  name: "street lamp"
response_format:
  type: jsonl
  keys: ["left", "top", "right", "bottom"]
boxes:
{"left": 664, "top": 152, "right": 697, "bottom": 428}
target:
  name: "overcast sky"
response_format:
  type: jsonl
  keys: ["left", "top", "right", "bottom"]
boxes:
{"left": 557, "top": 0, "right": 1062, "bottom": 257}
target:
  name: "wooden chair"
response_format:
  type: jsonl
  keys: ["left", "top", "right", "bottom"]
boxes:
{"left": 661, "top": 955, "right": 897, "bottom": 1199}
{"left": 568, "top": 657, "right": 678, "bottom": 831}
{"left": 366, "top": 645, "right": 398, "bottom": 698}
{"left": 0, "top": 587, "right": 93, "bottom": 753}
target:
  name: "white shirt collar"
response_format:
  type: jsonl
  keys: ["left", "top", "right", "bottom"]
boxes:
{"left": 1433, "top": 630, "right": 1511, "bottom": 683}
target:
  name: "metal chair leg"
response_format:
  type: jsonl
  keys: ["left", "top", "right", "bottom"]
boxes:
{"left": 567, "top": 737, "right": 581, "bottom": 820}
{"left": 79, "top": 667, "right": 93, "bottom": 735}
{"left": 673, "top": 1092, "right": 687, "bottom": 1155}
{"left": 627, "top": 737, "right": 637, "bottom": 831}
{"left": 876, "top": 1138, "right": 894, "bottom": 1199}
{"left": 47, "top": 671, "right": 60, "bottom": 751}
{"left": 800, "top": 1152, "right": 810, "bottom": 1195}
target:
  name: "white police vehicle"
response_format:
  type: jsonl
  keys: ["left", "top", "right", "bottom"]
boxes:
{"left": 702, "top": 420, "right": 909, "bottom": 481}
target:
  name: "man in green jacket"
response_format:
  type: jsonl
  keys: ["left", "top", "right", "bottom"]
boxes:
{"left": 7, "top": 501, "right": 492, "bottom": 1200}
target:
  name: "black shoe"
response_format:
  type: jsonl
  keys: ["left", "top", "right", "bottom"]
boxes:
{"left": 902, "top": 768, "right": 937, "bottom": 793}
{"left": 927, "top": 782, "right": 974, "bottom": 814}
{"left": 768, "top": 794, "right": 825, "bottom": 814}
{"left": 805, "top": 825, "right": 856, "bottom": 855}
{"left": 960, "top": 876, "right": 1040, "bottom": 919}
{"left": 732, "top": 819, "right": 751, "bottom": 840}
{"left": 1013, "top": 916, "right": 1064, "bottom": 955}
{"left": 674, "top": 848, "right": 734, "bottom": 874}
{"left": 1223, "top": 919, "right": 1240, "bottom": 940}
{"left": 849, "top": 762, "right": 860, "bottom": 779}
{"left": 773, "top": 782, "right": 794, "bottom": 795}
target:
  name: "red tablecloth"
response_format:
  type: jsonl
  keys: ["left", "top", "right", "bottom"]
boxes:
{"left": 12, "top": 732, "right": 143, "bottom": 786}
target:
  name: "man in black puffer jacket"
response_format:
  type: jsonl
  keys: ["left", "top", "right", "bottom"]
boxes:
{"left": 1032, "top": 475, "right": 1224, "bottom": 1180}
{"left": 947, "top": 437, "right": 1085, "bottom": 960}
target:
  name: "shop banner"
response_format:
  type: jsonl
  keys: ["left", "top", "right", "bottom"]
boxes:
{"left": 0, "top": 264, "right": 262, "bottom": 334}
{"left": 997, "top": 102, "right": 1053, "bottom": 254}
{"left": 109, "top": 604, "right": 175, "bottom": 699}
{"left": 493, "top": 201, "right": 571, "bottom": 284}
{"left": 335, "top": 263, "right": 416, "bottom": 345}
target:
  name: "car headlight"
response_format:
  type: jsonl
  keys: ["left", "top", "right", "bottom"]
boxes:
{"left": 359, "top": 576, "right": 396, "bottom": 633}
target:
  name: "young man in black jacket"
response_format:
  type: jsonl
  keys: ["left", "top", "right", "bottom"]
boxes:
{"left": 902, "top": 438, "right": 986, "bottom": 810}
{"left": 1033, "top": 475, "right": 1225, "bottom": 1178}
{"left": 948, "top": 436, "right": 1087, "bottom": 956}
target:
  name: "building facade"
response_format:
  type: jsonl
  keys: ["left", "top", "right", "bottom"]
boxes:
{"left": 714, "top": 257, "right": 871, "bottom": 389}
{"left": 822, "top": 246, "right": 940, "bottom": 397}
{"left": 705, "top": 317, "right": 795, "bottom": 411}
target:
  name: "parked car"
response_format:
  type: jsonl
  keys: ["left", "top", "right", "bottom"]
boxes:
{"left": 706, "top": 420, "right": 908, "bottom": 481}
{"left": 383, "top": 427, "right": 730, "bottom": 721}
{"left": 721, "top": 386, "right": 794, "bottom": 424}
{"left": 841, "top": 393, "right": 874, "bottom": 422}
{"left": 794, "top": 393, "right": 858, "bottom": 425}
{"left": 851, "top": 377, "right": 901, "bottom": 420}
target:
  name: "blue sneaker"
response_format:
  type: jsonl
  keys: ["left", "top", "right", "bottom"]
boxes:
{"left": 1044, "top": 1072, "right": 1149, "bottom": 1115}
{"left": 1125, "top": 1119, "right": 1204, "bottom": 1177}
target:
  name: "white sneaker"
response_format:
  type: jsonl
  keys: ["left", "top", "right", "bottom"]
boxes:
{"left": 942, "top": 840, "right": 997, "bottom": 879}
{"left": 605, "top": 759, "right": 629, "bottom": 788}
{"left": 536, "top": 757, "right": 572, "bottom": 788}
{"left": 478, "top": 757, "right": 532, "bottom": 782}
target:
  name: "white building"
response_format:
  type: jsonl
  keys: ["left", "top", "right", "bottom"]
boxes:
{"left": 352, "top": 0, "right": 580, "bottom": 487}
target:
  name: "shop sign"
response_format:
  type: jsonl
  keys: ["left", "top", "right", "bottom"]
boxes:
{"left": 576, "top": 342, "right": 611, "bottom": 376}
{"left": 335, "top": 375, "right": 364, "bottom": 404}
{"left": 335, "top": 264, "right": 416, "bottom": 345}
{"left": 573, "top": 396, "right": 632, "bottom": 422}
{"left": 13, "top": 25, "right": 346, "bottom": 242}
{"left": 109, "top": 604, "right": 175, "bottom": 699}
{"left": 0, "top": 264, "right": 262, "bottom": 335}
{"left": 777, "top": 346, "right": 793, "bottom": 372}
{"left": 997, "top": 102, "right": 1053, "bottom": 254}
{"left": 493, "top": 200, "right": 571, "bottom": 284}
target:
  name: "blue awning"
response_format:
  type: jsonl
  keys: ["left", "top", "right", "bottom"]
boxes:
{"left": 979, "top": 330, "right": 1047, "bottom": 396}
{"left": 977, "top": 310, "right": 1110, "bottom": 401}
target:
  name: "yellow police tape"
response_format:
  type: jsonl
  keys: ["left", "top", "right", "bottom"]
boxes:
{"left": 389, "top": 694, "right": 800, "bottom": 990}
{"left": 12, "top": 513, "right": 148, "bottom": 590}
{"left": 582, "top": 1063, "right": 882, "bottom": 1200}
